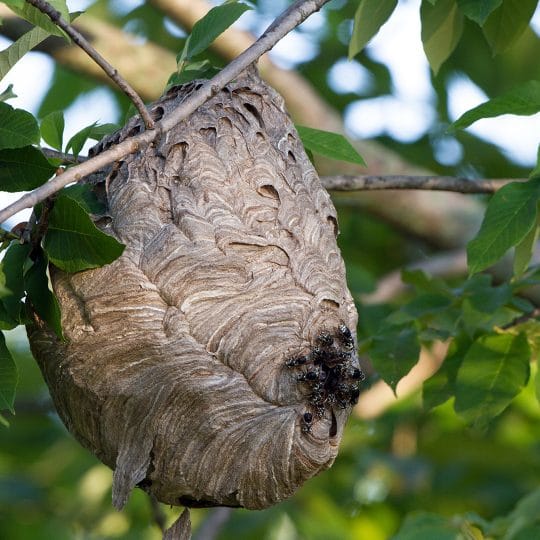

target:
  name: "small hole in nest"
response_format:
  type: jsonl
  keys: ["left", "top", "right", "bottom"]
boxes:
{"left": 327, "top": 216, "right": 338, "bottom": 237}
{"left": 152, "top": 106, "right": 165, "bottom": 121}
{"left": 320, "top": 298, "right": 339, "bottom": 310}
{"left": 258, "top": 184, "right": 280, "bottom": 200}
{"left": 199, "top": 127, "right": 217, "bottom": 146}
{"left": 127, "top": 125, "right": 141, "bottom": 137}
{"left": 243, "top": 102, "right": 264, "bottom": 128}
{"left": 329, "top": 411, "right": 337, "bottom": 438}
{"left": 287, "top": 151, "right": 297, "bottom": 163}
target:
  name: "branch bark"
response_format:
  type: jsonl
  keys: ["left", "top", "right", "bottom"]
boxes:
{"left": 0, "top": 0, "right": 331, "bottom": 225}
{"left": 25, "top": 0, "right": 154, "bottom": 129}
{"left": 321, "top": 175, "right": 520, "bottom": 194}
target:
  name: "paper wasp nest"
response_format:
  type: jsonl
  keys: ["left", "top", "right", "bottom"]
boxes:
{"left": 27, "top": 69, "right": 362, "bottom": 510}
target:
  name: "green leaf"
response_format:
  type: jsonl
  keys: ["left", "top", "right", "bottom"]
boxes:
{"left": 402, "top": 293, "right": 453, "bottom": 319}
{"left": 0, "top": 331, "right": 17, "bottom": 414}
{"left": 456, "top": 0, "right": 502, "bottom": 25}
{"left": 181, "top": 2, "right": 251, "bottom": 62}
{"left": 530, "top": 145, "right": 540, "bottom": 179}
{"left": 369, "top": 326, "right": 420, "bottom": 391}
{"left": 295, "top": 126, "right": 366, "bottom": 166}
{"left": 89, "top": 123, "right": 119, "bottom": 140}
{"left": 0, "top": 146, "right": 56, "bottom": 192}
{"left": 0, "top": 84, "right": 17, "bottom": 102}
{"left": 461, "top": 299, "right": 516, "bottom": 336}
{"left": 24, "top": 250, "right": 63, "bottom": 339}
{"left": 348, "top": 0, "right": 398, "bottom": 58}
{"left": 0, "top": 102, "right": 39, "bottom": 150}
{"left": 0, "top": 241, "right": 31, "bottom": 324}
{"left": 452, "top": 81, "right": 540, "bottom": 130}
{"left": 65, "top": 122, "right": 118, "bottom": 157}
{"left": 494, "top": 488, "right": 540, "bottom": 539}
{"left": 504, "top": 320, "right": 540, "bottom": 359}
{"left": 65, "top": 122, "right": 97, "bottom": 157}
{"left": 5, "top": 0, "right": 70, "bottom": 40}
{"left": 60, "top": 184, "right": 105, "bottom": 214}
{"left": 401, "top": 269, "right": 452, "bottom": 295}
{"left": 167, "top": 60, "right": 220, "bottom": 88}
{"left": 393, "top": 512, "right": 462, "bottom": 540}
{"left": 454, "top": 332, "right": 530, "bottom": 428}
{"left": 482, "top": 0, "right": 538, "bottom": 55}
{"left": 514, "top": 220, "right": 540, "bottom": 278}
{"left": 43, "top": 194, "right": 125, "bottom": 273}
{"left": 40, "top": 111, "right": 64, "bottom": 151}
{"left": 461, "top": 274, "right": 513, "bottom": 313}
{"left": 421, "top": 0, "right": 464, "bottom": 75}
{"left": 467, "top": 179, "right": 540, "bottom": 274}
{"left": 0, "top": 25, "right": 50, "bottom": 82}
{"left": 423, "top": 335, "right": 470, "bottom": 410}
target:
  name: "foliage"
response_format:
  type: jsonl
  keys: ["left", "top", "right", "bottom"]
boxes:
{"left": 0, "top": 0, "right": 540, "bottom": 538}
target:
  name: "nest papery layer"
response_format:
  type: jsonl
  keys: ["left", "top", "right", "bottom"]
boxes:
{"left": 28, "top": 70, "right": 359, "bottom": 510}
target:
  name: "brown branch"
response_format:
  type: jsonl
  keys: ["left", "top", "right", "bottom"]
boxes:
{"left": 0, "top": 0, "right": 331, "bottom": 225}
{"left": 322, "top": 175, "right": 521, "bottom": 194}
{"left": 24, "top": 0, "right": 155, "bottom": 130}
{"left": 41, "top": 148, "right": 86, "bottom": 163}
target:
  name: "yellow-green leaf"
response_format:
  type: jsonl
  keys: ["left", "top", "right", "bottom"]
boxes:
{"left": 421, "top": 0, "right": 464, "bottom": 75}
{"left": 483, "top": 0, "right": 538, "bottom": 55}
{"left": 349, "top": 0, "right": 398, "bottom": 58}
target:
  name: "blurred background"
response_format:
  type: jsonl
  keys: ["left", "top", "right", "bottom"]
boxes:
{"left": 1, "top": 0, "right": 540, "bottom": 538}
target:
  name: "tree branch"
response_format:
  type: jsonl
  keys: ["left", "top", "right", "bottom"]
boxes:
{"left": 41, "top": 148, "right": 86, "bottom": 163}
{"left": 25, "top": 0, "right": 155, "bottom": 130}
{"left": 0, "top": 0, "right": 331, "bottom": 226}
{"left": 321, "top": 175, "right": 520, "bottom": 194}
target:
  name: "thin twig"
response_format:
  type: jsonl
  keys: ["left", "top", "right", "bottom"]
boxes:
{"left": 25, "top": 0, "right": 155, "bottom": 130}
{"left": 321, "top": 175, "right": 520, "bottom": 194}
{"left": 0, "top": 0, "right": 330, "bottom": 225}
{"left": 41, "top": 148, "right": 86, "bottom": 164}
{"left": 193, "top": 508, "right": 233, "bottom": 540}
{"left": 501, "top": 307, "right": 540, "bottom": 330}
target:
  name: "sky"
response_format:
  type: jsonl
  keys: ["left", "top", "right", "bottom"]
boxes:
{"left": 0, "top": 0, "right": 539, "bottom": 229}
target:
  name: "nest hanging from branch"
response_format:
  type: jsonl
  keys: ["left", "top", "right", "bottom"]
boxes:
{"left": 27, "top": 68, "right": 362, "bottom": 511}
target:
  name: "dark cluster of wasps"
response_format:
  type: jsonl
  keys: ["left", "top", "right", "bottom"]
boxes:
{"left": 286, "top": 324, "right": 365, "bottom": 434}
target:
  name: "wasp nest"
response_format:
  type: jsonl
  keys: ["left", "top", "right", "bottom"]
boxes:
{"left": 27, "top": 68, "right": 362, "bottom": 511}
